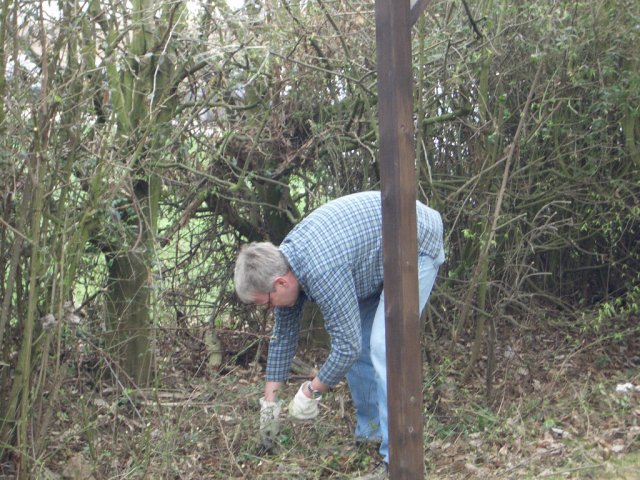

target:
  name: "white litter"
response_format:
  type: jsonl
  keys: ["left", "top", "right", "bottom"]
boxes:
{"left": 615, "top": 383, "right": 640, "bottom": 393}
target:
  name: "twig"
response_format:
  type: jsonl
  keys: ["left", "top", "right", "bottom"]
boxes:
{"left": 461, "top": 0, "right": 483, "bottom": 39}
{"left": 538, "top": 463, "right": 605, "bottom": 477}
{"left": 214, "top": 411, "right": 244, "bottom": 476}
{"left": 0, "top": 216, "right": 29, "bottom": 242}
{"left": 459, "top": 60, "right": 545, "bottom": 379}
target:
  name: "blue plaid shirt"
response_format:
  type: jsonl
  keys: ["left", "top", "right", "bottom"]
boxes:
{"left": 266, "top": 191, "right": 443, "bottom": 386}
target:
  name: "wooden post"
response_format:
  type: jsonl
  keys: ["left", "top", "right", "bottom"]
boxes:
{"left": 375, "top": 0, "right": 424, "bottom": 477}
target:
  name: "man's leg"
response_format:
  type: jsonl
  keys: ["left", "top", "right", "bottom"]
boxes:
{"left": 345, "top": 294, "right": 383, "bottom": 441}
{"left": 370, "top": 248, "right": 445, "bottom": 464}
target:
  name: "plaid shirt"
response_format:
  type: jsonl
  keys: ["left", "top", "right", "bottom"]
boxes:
{"left": 266, "top": 191, "right": 443, "bottom": 386}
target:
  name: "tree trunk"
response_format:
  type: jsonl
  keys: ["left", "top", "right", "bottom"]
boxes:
{"left": 105, "top": 251, "right": 153, "bottom": 387}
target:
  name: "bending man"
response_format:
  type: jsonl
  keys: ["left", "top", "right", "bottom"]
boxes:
{"left": 234, "top": 191, "right": 444, "bottom": 475}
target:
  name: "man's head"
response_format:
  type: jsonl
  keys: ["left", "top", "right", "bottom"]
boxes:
{"left": 234, "top": 242, "right": 300, "bottom": 308}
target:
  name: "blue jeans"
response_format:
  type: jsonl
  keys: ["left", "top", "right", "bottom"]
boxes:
{"left": 345, "top": 248, "right": 444, "bottom": 464}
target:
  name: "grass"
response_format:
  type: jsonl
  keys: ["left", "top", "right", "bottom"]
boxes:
{"left": 525, "top": 451, "right": 640, "bottom": 479}
{"left": 7, "top": 316, "right": 639, "bottom": 479}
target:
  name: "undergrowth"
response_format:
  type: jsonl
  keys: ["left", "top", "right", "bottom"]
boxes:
{"left": 5, "top": 311, "right": 639, "bottom": 479}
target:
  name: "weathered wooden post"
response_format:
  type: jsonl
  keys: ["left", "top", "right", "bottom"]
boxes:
{"left": 375, "top": 0, "right": 429, "bottom": 477}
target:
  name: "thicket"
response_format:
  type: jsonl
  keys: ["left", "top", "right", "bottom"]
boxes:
{"left": 0, "top": 0, "right": 638, "bottom": 475}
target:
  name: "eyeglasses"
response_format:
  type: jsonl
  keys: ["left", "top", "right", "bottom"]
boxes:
{"left": 258, "top": 291, "right": 271, "bottom": 310}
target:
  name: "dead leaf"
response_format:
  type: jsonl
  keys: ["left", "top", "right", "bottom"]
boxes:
{"left": 62, "top": 453, "right": 95, "bottom": 480}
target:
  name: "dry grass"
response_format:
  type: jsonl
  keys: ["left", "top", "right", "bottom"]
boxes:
{"left": 13, "top": 315, "right": 640, "bottom": 479}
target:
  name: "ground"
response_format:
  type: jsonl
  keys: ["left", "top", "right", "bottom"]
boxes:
{"left": 6, "top": 313, "right": 639, "bottom": 479}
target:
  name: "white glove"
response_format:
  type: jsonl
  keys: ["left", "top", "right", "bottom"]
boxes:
{"left": 259, "top": 397, "right": 282, "bottom": 445}
{"left": 288, "top": 382, "right": 320, "bottom": 420}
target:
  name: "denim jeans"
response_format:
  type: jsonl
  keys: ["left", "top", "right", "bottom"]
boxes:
{"left": 345, "top": 248, "right": 445, "bottom": 464}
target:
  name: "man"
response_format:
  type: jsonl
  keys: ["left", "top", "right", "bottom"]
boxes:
{"left": 234, "top": 191, "right": 444, "bottom": 479}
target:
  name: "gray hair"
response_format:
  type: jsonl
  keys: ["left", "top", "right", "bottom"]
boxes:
{"left": 234, "top": 242, "right": 289, "bottom": 303}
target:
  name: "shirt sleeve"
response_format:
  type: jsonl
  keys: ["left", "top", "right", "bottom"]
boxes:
{"left": 265, "top": 294, "right": 304, "bottom": 382}
{"left": 308, "top": 268, "right": 362, "bottom": 387}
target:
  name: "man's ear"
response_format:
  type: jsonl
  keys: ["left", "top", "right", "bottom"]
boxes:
{"left": 274, "top": 271, "right": 294, "bottom": 288}
{"left": 274, "top": 275, "right": 288, "bottom": 288}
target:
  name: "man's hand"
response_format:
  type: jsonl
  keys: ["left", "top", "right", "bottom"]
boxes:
{"left": 259, "top": 397, "right": 282, "bottom": 447}
{"left": 288, "top": 381, "right": 320, "bottom": 420}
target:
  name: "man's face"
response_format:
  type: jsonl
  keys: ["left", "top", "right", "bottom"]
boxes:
{"left": 253, "top": 272, "right": 300, "bottom": 309}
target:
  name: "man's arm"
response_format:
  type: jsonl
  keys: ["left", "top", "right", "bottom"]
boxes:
{"left": 264, "top": 380, "right": 284, "bottom": 401}
{"left": 309, "top": 270, "right": 362, "bottom": 387}
{"left": 264, "top": 377, "right": 330, "bottom": 401}
{"left": 304, "top": 377, "right": 330, "bottom": 398}
{"left": 263, "top": 294, "right": 306, "bottom": 400}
